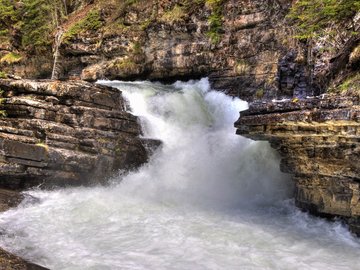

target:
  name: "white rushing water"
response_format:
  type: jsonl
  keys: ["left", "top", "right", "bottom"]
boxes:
{"left": 0, "top": 79, "right": 360, "bottom": 270}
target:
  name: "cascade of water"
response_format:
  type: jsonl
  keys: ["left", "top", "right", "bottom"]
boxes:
{"left": 0, "top": 79, "right": 359, "bottom": 270}
{"left": 51, "top": 28, "right": 63, "bottom": 80}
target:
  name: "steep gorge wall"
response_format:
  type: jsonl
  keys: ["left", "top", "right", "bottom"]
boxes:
{"left": 0, "top": 79, "right": 149, "bottom": 189}
{"left": 236, "top": 97, "right": 360, "bottom": 235}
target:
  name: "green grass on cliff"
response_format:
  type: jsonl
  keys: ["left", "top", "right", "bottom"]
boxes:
{"left": 328, "top": 73, "right": 360, "bottom": 95}
{"left": 113, "top": 58, "right": 137, "bottom": 72}
{"left": 205, "top": 0, "right": 224, "bottom": 44}
{"left": 0, "top": 89, "right": 6, "bottom": 118}
{"left": 339, "top": 73, "right": 360, "bottom": 94}
{"left": 0, "top": 52, "right": 22, "bottom": 64}
{"left": 63, "top": 10, "right": 103, "bottom": 43}
{"left": 160, "top": 5, "right": 186, "bottom": 24}
{"left": 288, "top": 0, "right": 360, "bottom": 40}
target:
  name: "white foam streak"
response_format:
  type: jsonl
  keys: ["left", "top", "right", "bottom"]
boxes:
{"left": 0, "top": 78, "right": 359, "bottom": 269}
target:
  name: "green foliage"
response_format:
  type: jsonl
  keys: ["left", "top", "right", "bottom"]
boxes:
{"left": 255, "top": 88, "right": 264, "bottom": 99}
{"left": 0, "top": 110, "right": 6, "bottom": 117}
{"left": 0, "top": 0, "right": 19, "bottom": 26}
{"left": 131, "top": 41, "right": 142, "bottom": 55}
{"left": 21, "top": 0, "right": 52, "bottom": 49}
{"left": 339, "top": 73, "right": 360, "bottom": 93}
{"left": 328, "top": 73, "right": 360, "bottom": 95}
{"left": 160, "top": 5, "right": 186, "bottom": 24}
{"left": 114, "top": 58, "right": 137, "bottom": 70}
{"left": 206, "top": 0, "right": 223, "bottom": 44}
{"left": 234, "top": 59, "right": 250, "bottom": 75}
{"left": 63, "top": 10, "right": 103, "bottom": 43}
{"left": 0, "top": 0, "right": 20, "bottom": 45}
{"left": 0, "top": 52, "right": 22, "bottom": 64}
{"left": 289, "top": 0, "right": 360, "bottom": 40}
{"left": 0, "top": 71, "right": 6, "bottom": 78}
{"left": 140, "top": 19, "right": 152, "bottom": 30}
{"left": 0, "top": 0, "right": 68, "bottom": 52}
{"left": 103, "top": 19, "right": 128, "bottom": 36}
{"left": 0, "top": 91, "right": 6, "bottom": 117}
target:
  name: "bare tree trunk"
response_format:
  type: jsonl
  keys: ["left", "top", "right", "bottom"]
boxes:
{"left": 51, "top": 29, "right": 64, "bottom": 80}
{"left": 62, "top": 0, "right": 68, "bottom": 16}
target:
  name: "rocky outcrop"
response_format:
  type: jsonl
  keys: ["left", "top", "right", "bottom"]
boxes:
{"left": 235, "top": 96, "right": 360, "bottom": 235}
{"left": 0, "top": 189, "right": 23, "bottom": 212}
{"left": 0, "top": 247, "right": 49, "bottom": 270}
{"left": 0, "top": 79, "right": 149, "bottom": 189}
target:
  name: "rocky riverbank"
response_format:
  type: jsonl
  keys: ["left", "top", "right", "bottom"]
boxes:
{"left": 0, "top": 78, "right": 155, "bottom": 268}
{"left": 235, "top": 96, "right": 360, "bottom": 235}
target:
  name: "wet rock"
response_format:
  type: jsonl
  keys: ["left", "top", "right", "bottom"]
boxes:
{"left": 0, "top": 189, "right": 23, "bottom": 212}
{"left": 0, "top": 248, "right": 49, "bottom": 270}
{"left": 235, "top": 96, "right": 360, "bottom": 235}
{"left": 0, "top": 79, "right": 149, "bottom": 189}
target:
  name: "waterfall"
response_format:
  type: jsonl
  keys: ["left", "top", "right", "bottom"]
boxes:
{"left": 51, "top": 28, "right": 63, "bottom": 80}
{"left": 0, "top": 79, "right": 359, "bottom": 270}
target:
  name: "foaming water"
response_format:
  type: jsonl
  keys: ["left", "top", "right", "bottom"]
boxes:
{"left": 0, "top": 79, "right": 359, "bottom": 269}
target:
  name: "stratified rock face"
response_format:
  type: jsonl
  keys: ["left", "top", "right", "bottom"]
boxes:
{"left": 0, "top": 79, "right": 148, "bottom": 189}
{"left": 3, "top": 0, "right": 300, "bottom": 100}
{"left": 235, "top": 96, "right": 360, "bottom": 234}
{"left": 66, "top": 0, "right": 295, "bottom": 100}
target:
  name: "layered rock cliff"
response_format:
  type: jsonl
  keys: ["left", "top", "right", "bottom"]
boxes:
{"left": 0, "top": 0, "right": 301, "bottom": 100}
{"left": 0, "top": 79, "right": 149, "bottom": 189}
{"left": 1, "top": 1, "right": 358, "bottom": 100}
{"left": 235, "top": 96, "right": 360, "bottom": 235}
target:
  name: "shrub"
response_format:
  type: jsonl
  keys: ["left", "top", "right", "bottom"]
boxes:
{"left": 160, "top": 5, "right": 186, "bottom": 24}
{"left": 288, "top": 0, "right": 360, "bottom": 40}
{"left": 63, "top": 10, "right": 103, "bottom": 42}
{"left": 206, "top": 0, "right": 224, "bottom": 44}
{"left": 0, "top": 52, "right": 22, "bottom": 64}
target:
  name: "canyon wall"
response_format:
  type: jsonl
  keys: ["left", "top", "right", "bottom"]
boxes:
{"left": 0, "top": 79, "right": 149, "bottom": 189}
{"left": 235, "top": 97, "right": 360, "bottom": 234}
{"left": 2, "top": 1, "right": 358, "bottom": 100}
